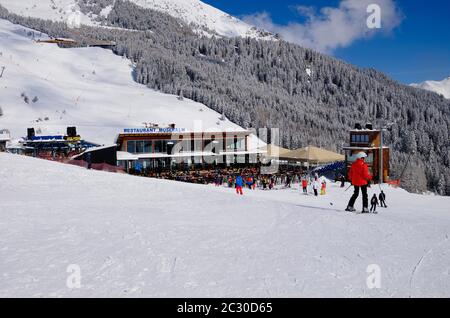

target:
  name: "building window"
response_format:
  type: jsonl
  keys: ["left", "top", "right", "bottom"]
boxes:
{"left": 236, "top": 138, "right": 246, "bottom": 151}
{"left": 226, "top": 137, "right": 246, "bottom": 151}
{"left": 136, "top": 141, "right": 144, "bottom": 154}
{"left": 127, "top": 140, "right": 153, "bottom": 154}
{"left": 351, "top": 134, "right": 369, "bottom": 143}
{"left": 127, "top": 141, "right": 136, "bottom": 153}
{"left": 154, "top": 140, "right": 168, "bottom": 153}
{"left": 144, "top": 141, "right": 152, "bottom": 153}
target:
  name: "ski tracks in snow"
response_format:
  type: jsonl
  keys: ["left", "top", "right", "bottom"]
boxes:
{"left": 409, "top": 233, "right": 449, "bottom": 297}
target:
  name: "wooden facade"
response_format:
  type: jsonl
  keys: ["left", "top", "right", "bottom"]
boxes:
{"left": 343, "top": 129, "right": 390, "bottom": 183}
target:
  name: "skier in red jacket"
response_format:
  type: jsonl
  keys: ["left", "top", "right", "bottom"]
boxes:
{"left": 345, "top": 152, "right": 373, "bottom": 213}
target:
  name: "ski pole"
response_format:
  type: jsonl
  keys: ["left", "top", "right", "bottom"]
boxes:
{"left": 345, "top": 184, "right": 353, "bottom": 192}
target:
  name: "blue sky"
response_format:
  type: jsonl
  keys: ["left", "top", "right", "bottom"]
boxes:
{"left": 202, "top": 0, "right": 450, "bottom": 84}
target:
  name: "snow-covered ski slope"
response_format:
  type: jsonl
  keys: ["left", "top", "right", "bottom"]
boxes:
{"left": 0, "top": 0, "right": 98, "bottom": 26}
{"left": 1, "top": 153, "right": 449, "bottom": 297}
{"left": 0, "top": 19, "right": 243, "bottom": 144}
{"left": 0, "top": 0, "right": 273, "bottom": 39}
{"left": 411, "top": 77, "right": 450, "bottom": 99}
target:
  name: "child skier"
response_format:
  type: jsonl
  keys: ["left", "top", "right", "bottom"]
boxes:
{"left": 320, "top": 180, "right": 327, "bottom": 195}
{"left": 345, "top": 152, "right": 373, "bottom": 213}
{"left": 340, "top": 174, "right": 346, "bottom": 188}
{"left": 370, "top": 194, "right": 379, "bottom": 213}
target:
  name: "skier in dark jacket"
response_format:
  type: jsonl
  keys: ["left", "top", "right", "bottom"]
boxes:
{"left": 379, "top": 191, "right": 387, "bottom": 207}
{"left": 340, "top": 175, "right": 346, "bottom": 188}
{"left": 345, "top": 152, "right": 373, "bottom": 213}
{"left": 285, "top": 175, "right": 292, "bottom": 188}
{"left": 370, "top": 194, "right": 379, "bottom": 213}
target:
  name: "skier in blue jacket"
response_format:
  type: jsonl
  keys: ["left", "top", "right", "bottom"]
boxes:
{"left": 235, "top": 174, "right": 244, "bottom": 195}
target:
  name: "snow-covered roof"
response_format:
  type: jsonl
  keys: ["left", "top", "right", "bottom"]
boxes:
{"left": 71, "top": 144, "right": 117, "bottom": 160}
{"left": 81, "top": 144, "right": 117, "bottom": 154}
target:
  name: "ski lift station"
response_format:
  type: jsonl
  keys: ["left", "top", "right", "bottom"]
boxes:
{"left": 343, "top": 123, "right": 390, "bottom": 184}
{"left": 8, "top": 127, "right": 100, "bottom": 160}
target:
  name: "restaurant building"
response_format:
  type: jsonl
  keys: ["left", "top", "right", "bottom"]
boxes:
{"left": 115, "top": 126, "right": 263, "bottom": 171}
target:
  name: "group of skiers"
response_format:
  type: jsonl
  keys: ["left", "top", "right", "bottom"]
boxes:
{"left": 369, "top": 191, "right": 388, "bottom": 213}
{"left": 218, "top": 170, "right": 304, "bottom": 194}
{"left": 301, "top": 175, "right": 327, "bottom": 196}
{"left": 228, "top": 151, "right": 388, "bottom": 214}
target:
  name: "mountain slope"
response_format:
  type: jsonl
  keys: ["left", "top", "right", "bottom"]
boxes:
{"left": 0, "top": 2, "right": 449, "bottom": 195}
{"left": 1, "top": 152, "right": 450, "bottom": 297}
{"left": 0, "top": 0, "right": 273, "bottom": 39}
{"left": 129, "top": 0, "right": 273, "bottom": 39}
{"left": 411, "top": 77, "right": 450, "bottom": 99}
{"left": 0, "top": 18, "right": 242, "bottom": 144}
{"left": 0, "top": 0, "right": 98, "bottom": 26}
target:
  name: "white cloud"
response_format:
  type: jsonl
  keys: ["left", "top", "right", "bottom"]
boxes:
{"left": 242, "top": 0, "right": 403, "bottom": 54}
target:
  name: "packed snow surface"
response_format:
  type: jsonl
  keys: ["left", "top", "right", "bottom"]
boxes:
{"left": 0, "top": 19, "right": 243, "bottom": 144}
{"left": 1, "top": 153, "right": 449, "bottom": 297}
{"left": 411, "top": 77, "right": 450, "bottom": 99}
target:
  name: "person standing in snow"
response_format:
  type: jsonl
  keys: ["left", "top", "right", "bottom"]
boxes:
{"left": 345, "top": 152, "right": 373, "bottom": 213}
{"left": 312, "top": 177, "right": 320, "bottom": 196}
{"left": 262, "top": 177, "right": 268, "bottom": 190}
{"left": 379, "top": 190, "right": 387, "bottom": 208}
{"left": 285, "top": 175, "right": 292, "bottom": 188}
{"left": 235, "top": 173, "right": 244, "bottom": 195}
{"left": 340, "top": 174, "right": 346, "bottom": 188}
{"left": 320, "top": 180, "right": 327, "bottom": 195}
{"left": 246, "top": 175, "right": 254, "bottom": 189}
{"left": 370, "top": 194, "right": 379, "bottom": 213}
{"left": 301, "top": 177, "right": 308, "bottom": 195}
{"left": 269, "top": 176, "right": 275, "bottom": 190}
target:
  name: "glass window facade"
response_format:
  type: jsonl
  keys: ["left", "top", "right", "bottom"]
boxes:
{"left": 127, "top": 140, "right": 153, "bottom": 154}
{"left": 127, "top": 141, "right": 136, "bottom": 153}
{"left": 226, "top": 138, "right": 246, "bottom": 151}
{"left": 125, "top": 136, "right": 247, "bottom": 154}
{"left": 351, "top": 134, "right": 369, "bottom": 143}
{"left": 154, "top": 140, "right": 167, "bottom": 153}
{"left": 144, "top": 141, "right": 152, "bottom": 153}
{"left": 236, "top": 138, "right": 246, "bottom": 151}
